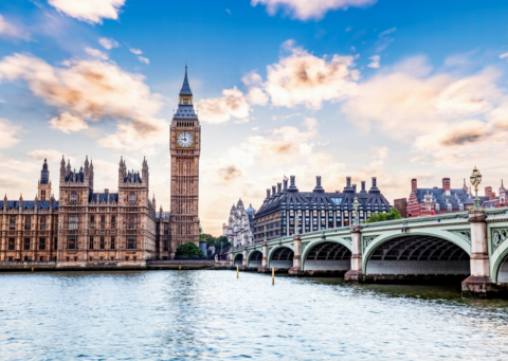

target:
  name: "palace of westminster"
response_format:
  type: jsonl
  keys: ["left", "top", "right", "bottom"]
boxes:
{"left": 0, "top": 69, "right": 201, "bottom": 267}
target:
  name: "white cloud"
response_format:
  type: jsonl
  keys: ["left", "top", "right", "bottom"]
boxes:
{"left": 198, "top": 87, "right": 251, "bottom": 124}
{"left": 368, "top": 54, "right": 380, "bottom": 69}
{"left": 85, "top": 47, "right": 109, "bottom": 60}
{"left": 98, "top": 37, "right": 119, "bottom": 50}
{"left": 28, "top": 149, "right": 67, "bottom": 163}
{"left": 499, "top": 52, "right": 508, "bottom": 60}
{"left": 49, "top": 112, "right": 89, "bottom": 133}
{"left": 0, "top": 53, "right": 165, "bottom": 150}
{"left": 340, "top": 56, "right": 508, "bottom": 167}
{"left": 48, "top": 0, "right": 125, "bottom": 24}
{"left": 0, "top": 118, "right": 20, "bottom": 148}
{"left": 137, "top": 56, "right": 150, "bottom": 65}
{"left": 251, "top": 0, "right": 376, "bottom": 20}
{"left": 129, "top": 48, "right": 143, "bottom": 56}
{"left": 199, "top": 40, "right": 358, "bottom": 122}
{"left": 0, "top": 14, "right": 29, "bottom": 40}
{"left": 129, "top": 48, "right": 150, "bottom": 64}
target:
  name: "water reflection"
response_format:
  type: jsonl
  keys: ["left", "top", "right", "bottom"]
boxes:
{"left": 0, "top": 271, "right": 508, "bottom": 361}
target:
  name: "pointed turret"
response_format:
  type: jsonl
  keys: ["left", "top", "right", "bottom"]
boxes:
{"left": 38, "top": 158, "right": 52, "bottom": 201}
{"left": 180, "top": 65, "right": 192, "bottom": 97}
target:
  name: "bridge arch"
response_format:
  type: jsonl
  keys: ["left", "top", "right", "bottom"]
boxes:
{"left": 302, "top": 238, "right": 352, "bottom": 273}
{"left": 247, "top": 250, "right": 263, "bottom": 269}
{"left": 490, "top": 238, "right": 508, "bottom": 284}
{"left": 362, "top": 231, "right": 470, "bottom": 278}
{"left": 268, "top": 245, "right": 294, "bottom": 270}
{"left": 233, "top": 253, "right": 243, "bottom": 267}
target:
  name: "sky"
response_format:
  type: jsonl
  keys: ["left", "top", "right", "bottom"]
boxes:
{"left": 1, "top": 0, "right": 508, "bottom": 235}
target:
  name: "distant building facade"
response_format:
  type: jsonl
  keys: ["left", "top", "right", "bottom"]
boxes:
{"left": 253, "top": 175, "right": 391, "bottom": 243}
{"left": 406, "top": 178, "right": 473, "bottom": 217}
{"left": 222, "top": 199, "right": 255, "bottom": 249}
{"left": 0, "top": 69, "right": 201, "bottom": 267}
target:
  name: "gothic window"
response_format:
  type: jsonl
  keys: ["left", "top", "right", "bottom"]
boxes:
{"left": 68, "top": 215, "right": 79, "bottom": 231}
{"left": 39, "top": 216, "right": 47, "bottom": 231}
{"left": 69, "top": 191, "right": 78, "bottom": 204}
{"left": 8, "top": 238, "right": 15, "bottom": 250}
{"left": 24, "top": 216, "right": 31, "bottom": 230}
{"left": 100, "top": 215, "right": 106, "bottom": 229}
{"left": 40, "top": 190, "right": 46, "bottom": 201}
{"left": 110, "top": 237, "right": 115, "bottom": 250}
{"left": 39, "top": 237, "right": 46, "bottom": 250}
{"left": 127, "top": 236, "right": 137, "bottom": 250}
{"left": 127, "top": 216, "right": 137, "bottom": 230}
{"left": 100, "top": 237, "right": 105, "bottom": 250}
{"left": 23, "top": 238, "right": 31, "bottom": 251}
{"left": 128, "top": 192, "right": 137, "bottom": 205}
{"left": 111, "top": 216, "right": 116, "bottom": 228}
{"left": 9, "top": 216, "right": 16, "bottom": 230}
{"left": 89, "top": 236, "right": 94, "bottom": 250}
{"left": 90, "top": 215, "right": 95, "bottom": 228}
{"left": 67, "top": 236, "right": 77, "bottom": 250}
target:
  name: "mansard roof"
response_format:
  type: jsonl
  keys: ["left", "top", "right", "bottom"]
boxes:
{"left": 255, "top": 177, "right": 391, "bottom": 219}
{"left": 0, "top": 199, "right": 59, "bottom": 210}
{"left": 414, "top": 187, "right": 474, "bottom": 210}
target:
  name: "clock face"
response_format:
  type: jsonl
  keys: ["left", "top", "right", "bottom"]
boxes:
{"left": 177, "top": 131, "right": 193, "bottom": 147}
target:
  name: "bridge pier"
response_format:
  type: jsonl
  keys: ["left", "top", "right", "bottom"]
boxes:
{"left": 289, "top": 235, "right": 303, "bottom": 276}
{"left": 345, "top": 225, "right": 363, "bottom": 282}
{"left": 258, "top": 243, "right": 268, "bottom": 273}
{"left": 462, "top": 210, "right": 497, "bottom": 297}
{"left": 242, "top": 250, "right": 248, "bottom": 270}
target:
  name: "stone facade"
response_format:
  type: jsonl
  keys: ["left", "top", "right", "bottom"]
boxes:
{"left": 223, "top": 199, "right": 255, "bottom": 249}
{"left": 0, "top": 69, "right": 201, "bottom": 267}
{"left": 170, "top": 66, "right": 201, "bottom": 255}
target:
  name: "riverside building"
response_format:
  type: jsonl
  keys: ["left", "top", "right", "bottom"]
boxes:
{"left": 253, "top": 175, "right": 391, "bottom": 242}
{"left": 0, "top": 69, "right": 201, "bottom": 267}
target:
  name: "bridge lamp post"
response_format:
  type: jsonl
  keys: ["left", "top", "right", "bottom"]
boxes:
{"left": 470, "top": 166, "right": 482, "bottom": 210}
{"left": 352, "top": 196, "right": 360, "bottom": 226}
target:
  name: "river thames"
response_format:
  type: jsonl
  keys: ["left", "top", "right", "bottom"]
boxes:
{"left": 1, "top": 271, "right": 508, "bottom": 361}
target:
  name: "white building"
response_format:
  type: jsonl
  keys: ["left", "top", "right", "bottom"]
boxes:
{"left": 223, "top": 199, "right": 255, "bottom": 249}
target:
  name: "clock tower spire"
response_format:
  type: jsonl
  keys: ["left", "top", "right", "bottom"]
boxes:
{"left": 170, "top": 67, "right": 201, "bottom": 257}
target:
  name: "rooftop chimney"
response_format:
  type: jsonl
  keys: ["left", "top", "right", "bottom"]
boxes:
{"left": 288, "top": 175, "right": 298, "bottom": 192}
{"left": 313, "top": 176, "right": 324, "bottom": 192}
{"left": 283, "top": 178, "right": 288, "bottom": 191}
{"left": 411, "top": 178, "right": 417, "bottom": 193}
{"left": 266, "top": 188, "right": 270, "bottom": 198}
{"left": 361, "top": 181, "right": 366, "bottom": 192}
{"left": 372, "top": 177, "right": 377, "bottom": 188}
{"left": 277, "top": 182, "right": 282, "bottom": 193}
{"left": 442, "top": 177, "right": 451, "bottom": 192}
{"left": 271, "top": 185, "right": 276, "bottom": 196}
{"left": 346, "top": 176, "right": 352, "bottom": 188}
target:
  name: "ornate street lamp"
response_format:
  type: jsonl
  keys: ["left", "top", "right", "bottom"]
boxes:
{"left": 352, "top": 196, "right": 360, "bottom": 226}
{"left": 470, "top": 166, "right": 482, "bottom": 210}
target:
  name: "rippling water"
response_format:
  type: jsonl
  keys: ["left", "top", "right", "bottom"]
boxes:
{"left": 1, "top": 271, "right": 508, "bottom": 361}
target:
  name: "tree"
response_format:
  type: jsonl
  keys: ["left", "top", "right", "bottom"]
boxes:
{"left": 366, "top": 208, "right": 402, "bottom": 223}
{"left": 175, "top": 242, "right": 202, "bottom": 259}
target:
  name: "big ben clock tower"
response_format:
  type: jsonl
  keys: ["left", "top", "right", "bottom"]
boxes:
{"left": 170, "top": 67, "right": 201, "bottom": 257}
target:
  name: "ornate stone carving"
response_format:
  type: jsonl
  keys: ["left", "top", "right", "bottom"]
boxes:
{"left": 362, "top": 235, "right": 378, "bottom": 250}
{"left": 449, "top": 229, "right": 471, "bottom": 244}
{"left": 491, "top": 228, "right": 508, "bottom": 253}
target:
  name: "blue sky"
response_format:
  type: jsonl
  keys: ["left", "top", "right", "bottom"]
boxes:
{"left": 1, "top": 0, "right": 508, "bottom": 234}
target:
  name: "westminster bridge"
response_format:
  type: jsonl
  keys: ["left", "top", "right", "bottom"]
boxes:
{"left": 226, "top": 208, "right": 508, "bottom": 296}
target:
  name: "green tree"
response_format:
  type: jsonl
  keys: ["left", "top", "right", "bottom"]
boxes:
{"left": 175, "top": 242, "right": 202, "bottom": 259}
{"left": 366, "top": 208, "right": 402, "bottom": 223}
